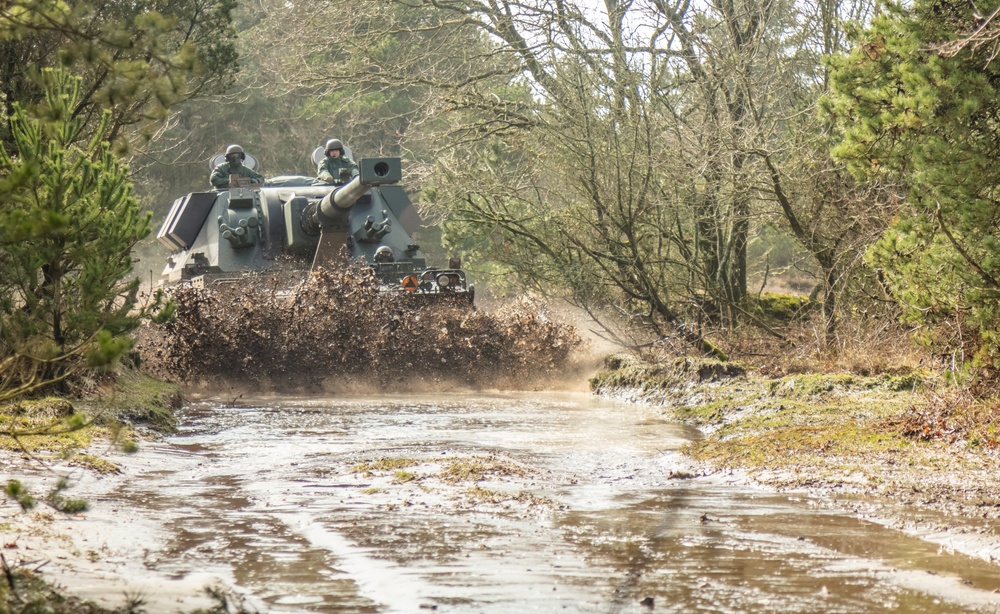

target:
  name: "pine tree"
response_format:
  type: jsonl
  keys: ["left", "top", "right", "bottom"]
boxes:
{"left": 0, "top": 0, "right": 239, "bottom": 150}
{"left": 0, "top": 68, "right": 156, "bottom": 391}
{"left": 824, "top": 0, "right": 1000, "bottom": 368}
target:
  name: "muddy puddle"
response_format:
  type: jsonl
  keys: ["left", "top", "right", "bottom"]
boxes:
{"left": 9, "top": 393, "right": 1000, "bottom": 612}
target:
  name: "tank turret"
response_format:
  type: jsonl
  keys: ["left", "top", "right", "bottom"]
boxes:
{"left": 156, "top": 148, "right": 473, "bottom": 302}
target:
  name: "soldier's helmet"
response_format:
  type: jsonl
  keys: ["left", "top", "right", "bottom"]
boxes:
{"left": 225, "top": 144, "right": 246, "bottom": 160}
{"left": 325, "top": 139, "right": 344, "bottom": 154}
{"left": 374, "top": 246, "right": 395, "bottom": 263}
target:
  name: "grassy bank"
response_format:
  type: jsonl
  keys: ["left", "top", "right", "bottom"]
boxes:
{"left": 0, "top": 371, "right": 182, "bottom": 614}
{"left": 0, "top": 370, "right": 181, "bottom": 461}
{"left": 589, "top": 352, "right": 1000, "bottom": 520}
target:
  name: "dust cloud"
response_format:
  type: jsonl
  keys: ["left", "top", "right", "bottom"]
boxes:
{"left": 135, "top": 267, "right": 590, "bottom": 393}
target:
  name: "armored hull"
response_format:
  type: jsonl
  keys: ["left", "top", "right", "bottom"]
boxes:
{"left": 156, "top": 156, "right": 473, "bottom": 302}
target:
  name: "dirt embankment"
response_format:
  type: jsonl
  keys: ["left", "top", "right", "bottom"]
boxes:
{"left": 589, "top": 353, "right": 1000, "bottom": 563}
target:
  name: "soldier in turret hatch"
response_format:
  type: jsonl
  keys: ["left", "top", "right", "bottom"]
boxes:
{"left": 317, "top": 138, "right": 359, "bottom": 184}
{"left": 210, "top": 144, "right": 265, "bottom": 189}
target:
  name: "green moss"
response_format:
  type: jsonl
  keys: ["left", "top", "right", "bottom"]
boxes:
{"left": 0, "top": 398, "right": 76, "bottom": 429}
{"left": 770, "top": 373, "right": 856, "bottom": 397}
{"left": 5, "top": 398, "right": 75, "bottom": 420}
{"left": 873, "top": 370, "right": 927, "bottom": 391}
{"left": 687, "top": 422, "right": 911, "bottom": 470}
{"left": 764, "top": 372, "right": 931, "bottom": 399}
{"left": 677, "top": 379, "right": 918, "bottom": 474}
{"left": 589, "top": 354, "right": 745, "bottom": 394}
{"left": 588, "top": 353, "right": 661, "bottom": 390}
{"left": 752, "top": 292, "right": 814, "bottom": 322}
{"left": 79, "top": 370, "right": 181, "bottom": 433}
{"left": 592, "top": 352, "right": 930, "bottom": 478}
{"left": 0, "top": 408, "right": 94, "bottom": 455}
{"left": 670, "top": 394, "right": 755, "bottom": 424}
{"left": 0, "top": 371, "right": 173, "bottom": 464}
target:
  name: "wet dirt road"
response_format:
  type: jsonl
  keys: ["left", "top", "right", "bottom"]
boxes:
{"left": 43, "top": 393, "right": 1000, "bottom": 612}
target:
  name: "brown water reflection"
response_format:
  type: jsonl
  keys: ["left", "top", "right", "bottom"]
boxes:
{"left": 64, "top": 394, "right": 1000, "bottom": 612}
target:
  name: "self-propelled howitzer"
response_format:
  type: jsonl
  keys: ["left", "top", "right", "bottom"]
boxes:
{"left": 156, "top": 154, "right": 473, "bottom": 302}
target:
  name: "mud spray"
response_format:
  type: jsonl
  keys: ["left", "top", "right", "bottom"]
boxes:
{"left": 136, "top": 267, "right": 588, "bottom": 393}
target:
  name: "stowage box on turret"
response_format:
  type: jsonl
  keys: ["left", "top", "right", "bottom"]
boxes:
{"left": 156, "top": 147, "right": 473, "bottom": 302}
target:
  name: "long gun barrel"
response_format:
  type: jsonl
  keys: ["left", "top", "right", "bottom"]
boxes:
{"left": 315, "top": 158, "right": 401, "bottom": 226}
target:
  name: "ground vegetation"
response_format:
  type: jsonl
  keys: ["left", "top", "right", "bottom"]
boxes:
{"left": 0, "top": 0, "right": 237, "bottom": 150}
{"left": 0, "top": 68, "right": 170, "bottom": 398}
{"left": 0, "top": 371, "right": 180, "bottom": 503}
{"left": 825, "top": 0, "right": 1000, "bottom": 372}
{"left": 0, "top": 370, "right": 190, "bottom": 613}
{"left": 0, "top": 575, "right": 252, "bottom": 614}
{"left": 590, "top": 315, "right": 1000, "bottom": 539}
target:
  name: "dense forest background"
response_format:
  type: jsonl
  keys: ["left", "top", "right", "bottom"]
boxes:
{"left": 3, "top": 0, "right": 1000, "bottom": 384}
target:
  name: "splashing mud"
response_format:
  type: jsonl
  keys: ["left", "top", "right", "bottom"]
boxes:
{"left": 136, "top": 267, "right": 584, "bottom": 392}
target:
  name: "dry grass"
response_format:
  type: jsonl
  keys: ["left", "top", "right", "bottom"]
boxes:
{"left": 599, "top": 306, "right": 1000, "bottom": 471}
{"left": 885, "top": 390, "right": 1000, "bottom": 450}
{"left": 351, "top": 457, "right": 420, "bottom": 475}
{"left": 68, "top": 454, "right": 121, "bottom": 475}
{"left": 442, "top": 455, "right": 529, "bottom": 483}
{"left": 715, "top": 315, "right": 1000, "bottom": 446}
{"left": 657, "top": 314, "right": 936, "bottom": 379}
{"left": 463, "top": 485, "right": 552, "bottom": 507}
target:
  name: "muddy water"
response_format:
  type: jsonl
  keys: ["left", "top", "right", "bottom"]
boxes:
{"left": 74, "top": 394, "right": 1000, "bottom": 612}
